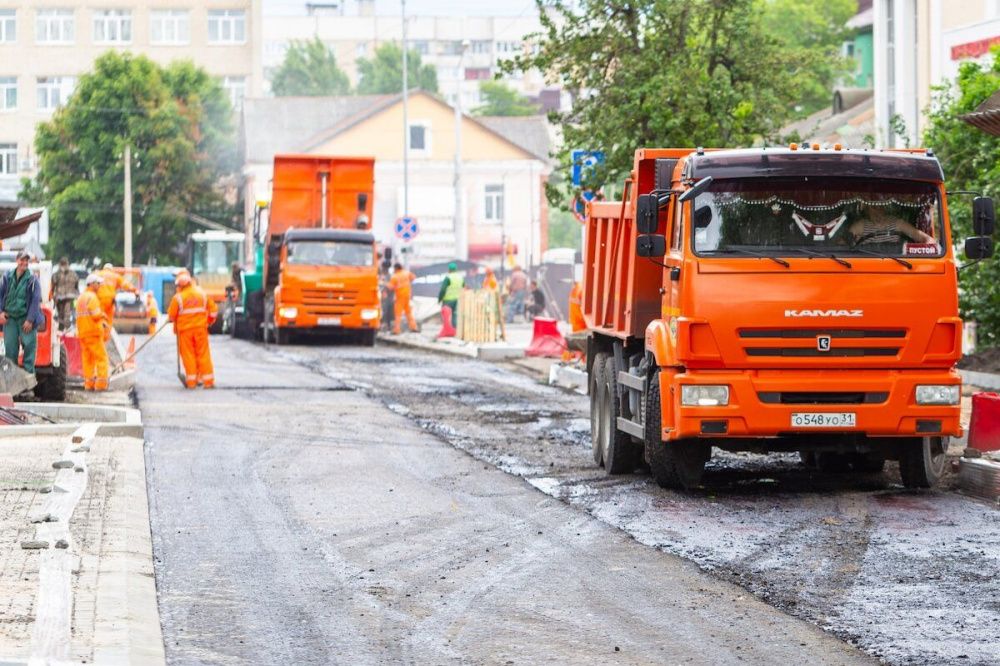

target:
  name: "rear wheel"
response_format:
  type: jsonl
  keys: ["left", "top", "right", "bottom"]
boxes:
{"left": 589, "top": 352, "right": 608, "bottom": 466}
{"left": 899, "top": 436, "right": 947, "bottom": 488}
{"left": 601, "top": 356, "right": 641, "bottom": 474}
{"left": 644, "top": 370, "right": 709, "bottom": 489}
{"left": 34, "top": 344, "right": 67, "bottom": 402}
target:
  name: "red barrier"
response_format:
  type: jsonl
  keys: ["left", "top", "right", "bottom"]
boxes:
{"left": 968, "top": 392, "right": 1000, "bottom": 452}
{"left": 525, "top": 317, "right": 567, "bottom": 358}
{"left": 63, "top": 334, "right": 83, "bottom": 379}
{"left": 437, "top": 305, "right": 457, "bottom": 338}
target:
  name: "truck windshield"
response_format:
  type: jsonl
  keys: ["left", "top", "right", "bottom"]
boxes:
{"left": 286, "top": 240, "right": 373, "bottom": 267}
{"left": 193, "top": 240, "right": 242, "bottom": 275}
{"left": 693, "top": 178, "right": 944, "bottom": 259}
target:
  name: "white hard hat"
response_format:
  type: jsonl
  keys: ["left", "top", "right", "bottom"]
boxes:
{"left": 86, "top": 274, "right": 103, "bottom": 285}
{"left": 103, "top": 262, "right": 113, "bottom": 270}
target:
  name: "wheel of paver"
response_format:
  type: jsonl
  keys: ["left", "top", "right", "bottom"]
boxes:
{"left": 34, "top": 344, "right": 67, "bottom": 402}
{"left": 601, "top": 356, "right": 640, "bottom": 474}
{"left": 589, "top": 352, "right": 608, "bottom": 467}
{"left": 643, "top": 370, "right": 709, "bottom": 489}
{"left": 899, "top": 436, "right": 947, "bottom": 488}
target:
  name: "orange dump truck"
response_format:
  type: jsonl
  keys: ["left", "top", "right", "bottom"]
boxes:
{"left": 584, "top": 147, "right": 995, "bottom": 489}
{"left": 260, "top": 154, "right": 380, "bottom": 345}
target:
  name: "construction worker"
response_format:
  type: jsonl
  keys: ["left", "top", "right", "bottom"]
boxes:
{"left": 483, "top": 267, "right": 498, "bottom": 291}
{"left": 76, "top": 274, "right": 111, "bottom": 391}
{"left": 168, "top": 271, "right": 217, "bottom": 389}
{"left": 0, "top": 250, "right": 45, "bottom": 374}
{"left": 51, "top": 257, "right": 79, "bottom": 330}
{"left": 568, "top": 281, "right": 586, "bottom": 332}
{"left": 97, "top": 263, "right": 135, "bottom": 327}
{"left": 144, "top": 291, "right": 159, "bottom": 335}
{"left": 437, "top": 262, "right": 464, "bottom": 328}
{"left": 388, "top": 263, "right": 418, "bottom": 334}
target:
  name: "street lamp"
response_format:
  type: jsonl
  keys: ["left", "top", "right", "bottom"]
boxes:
{"left": 453, "top": 39, "right": 470, "bottom": 262}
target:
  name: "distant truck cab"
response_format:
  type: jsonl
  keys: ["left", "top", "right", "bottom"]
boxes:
{"left": 584, "top": 146, "right": 995, "bottom": 490}
{"left": 185, "top": 230, "right": 245, "bottom": 334}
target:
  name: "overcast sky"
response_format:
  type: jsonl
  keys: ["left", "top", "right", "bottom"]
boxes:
{"left": 263, "top": 0, "right": 540, "bottom": 17}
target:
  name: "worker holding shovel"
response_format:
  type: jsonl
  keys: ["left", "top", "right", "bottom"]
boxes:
{"left": 168, "top": 271, "right": 217, "bottom": 389}
{"left": 76, "top": 274, "right": 111, "bottom": 391}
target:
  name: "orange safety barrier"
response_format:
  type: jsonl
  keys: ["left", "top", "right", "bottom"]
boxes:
{"left": 525, "top": 317, "right": 567, "bottom": 358}
{"left": 438, "top": 305, "right": 457, "bottom": 338}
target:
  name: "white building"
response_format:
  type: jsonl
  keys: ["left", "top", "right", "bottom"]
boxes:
{"left": 873, "top": 0, "right": 1000, "bottom": 147}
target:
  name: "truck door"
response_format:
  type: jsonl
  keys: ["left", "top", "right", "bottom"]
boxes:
{"left": 664, "top": 198, "right": 684, "bottom": 320}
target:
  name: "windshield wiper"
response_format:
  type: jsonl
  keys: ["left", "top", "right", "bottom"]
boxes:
{"left": 845, "top": 246, "right": 913, "bottom": 269}
{"left": 784, "top": 247, "right": 853, "bottom": 269}
{"left": 704, "top": 249, "right": 790, "bottom": 267}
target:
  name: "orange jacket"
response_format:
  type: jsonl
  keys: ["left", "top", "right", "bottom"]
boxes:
{"left": 76, "top": 289, "right": 109, "bottom": 339}
{"left": 145, "top": 293, "right": 159, "bottom": 319}
{"left": 97, "top": 269, "right": 133, "bottom": 306}
{"left": 168, "top": 284, "right": 218, "bottom": 333}
{"left": 568, "top": 281, "right": 586, "bottom": 332}
{"left": 388, "top": 270, "right": 416, "bottom": 301}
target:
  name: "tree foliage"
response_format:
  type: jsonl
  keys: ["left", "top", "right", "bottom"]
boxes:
{"left": 504, "top": 0, "right": 853, "bottom": 202}
{"left": 271, "top": 38, "right": 351, "bottom": 96}
{"left": 21, "top": 52, "right": 238, "bottom": 264}
{"left": 924, "top": 50, "right": 1000, "bottom": 344}
{"left": 474, "top": 81, "right": 538, "bottom": 116}
{"left": 356, "top": 42, "right": 438, "bottom": 94}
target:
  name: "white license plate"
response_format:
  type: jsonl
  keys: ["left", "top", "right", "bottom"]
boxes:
{"left": 791, "top": 412, "right": 856, "bottom": 428}
{"left": 318, "top": 317, "right": 342, "bottom": 326}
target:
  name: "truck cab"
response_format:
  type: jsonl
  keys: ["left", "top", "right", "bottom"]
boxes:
{"left": 186, "top": 230, "right": 245, "bottom": 333}
{"left": 584, "top": 147, "right": 995, "bottom": 489}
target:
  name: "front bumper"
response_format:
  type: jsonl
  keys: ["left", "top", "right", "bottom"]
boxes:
{"left": 665, "top": 368, "right": 962, "bottom": 440}
{"left": 274, "top": 304, "right": 380, "bottom": 330}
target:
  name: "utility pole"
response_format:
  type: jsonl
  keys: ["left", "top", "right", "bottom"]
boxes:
{"left": 401, "top": 0, "right": 409, "bottom": 224}
{"left": 453, "top": 39, "right": 469, "bottom": 262}
{"left": 123, "top": 143, "right": 132, "bottom": 268}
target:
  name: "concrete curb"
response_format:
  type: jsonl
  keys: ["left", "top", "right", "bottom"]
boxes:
{"left": 0, "top": 403, "right": 143, "bottom": 438}
{"left": 548, "top": 363, "right": 588, "bottom": 394}
{"left": 378, "top": 332, "right": 524, "bottom": 361}
{"left": 960, "top": 369, "right": 1000, "bottom": 391}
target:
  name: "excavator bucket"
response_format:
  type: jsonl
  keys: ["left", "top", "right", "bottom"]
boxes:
{"left": 0, "top": 356, "right": 36, "bottom": 396}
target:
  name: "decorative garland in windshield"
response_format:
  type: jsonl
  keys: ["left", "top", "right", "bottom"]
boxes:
{"left": 712, "top": 195, "right": 928, "bottom": 212}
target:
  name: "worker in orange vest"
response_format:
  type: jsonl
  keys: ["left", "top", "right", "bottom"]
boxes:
{"left": 388, "top": 263, "right": 418, "bottom": 334}
{"left": 168, "top": 272, "right": 218, "bottom": 388}
{"left": 483, "top": 267, "right": 498, "bottom": 291}
{"left": 568, "top": 281, "right": 586, "bottom": 333}
{"left": 144, "top": 291, "right": 159, "bottom": 335}
{"left": 76, "top": 274, "right": 111, "bottom": 391}
{"left": 97, "top": 263, "right": 135, "bottom": 327}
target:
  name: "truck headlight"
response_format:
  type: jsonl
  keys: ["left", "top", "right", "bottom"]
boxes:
{"left": 278, "top": 306, "right": 298, "bottom": 319}
{"left": 360, "top": 308, "right": 379, "bottom": 320}
{"left": 681, "top": 385, "right": 730, "bottom": 406}
{"left": 915, "top": 385, "right": 959, "bottom": 405}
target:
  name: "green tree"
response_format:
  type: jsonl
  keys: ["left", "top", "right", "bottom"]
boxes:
{"left": 504, "top": 0, "right": 845, "bottom": 205}
{"left": 924, "top": 50, "right": 1000, "bottom": 344}
{"left": 271, "top": 38, "right": 351, "bottom": 96}
{"left": 356, "top": 42, "right": 438, "bottom": 94}
{"left": 548, "top": 208, "right": 583, "bottom": 250}
{"left": 473, "top": 80, "right": 538, "bottom": 116}
{"left": 20, "top": 52, "right": 238, "bottom": 264}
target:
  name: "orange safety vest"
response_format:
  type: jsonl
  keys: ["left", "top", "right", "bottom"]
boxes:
{"left": 168, "top": 284, "right": 218, "bottom": 332}
{"left": 388, "top": 270, "right": 416, "bottom": 300}
{"left": 568, "top": 281, "right": 586, "bottom": 332}
{"left": 145, "top": 293, "right": 159, "bottom": 318}
{"left": 76, "top": 290, "right": 108, "bottom": 338}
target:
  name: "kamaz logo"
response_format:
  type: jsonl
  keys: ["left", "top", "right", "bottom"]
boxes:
{"left": 784, "top": 309, "right": 863, "bottom": 318}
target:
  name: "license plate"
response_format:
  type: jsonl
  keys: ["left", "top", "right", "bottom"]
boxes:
{"left": 318, "top": 317, "right": 342, "bottom": 326}
{"left": 791, "top": 412, "right": 856, "bottom": 428}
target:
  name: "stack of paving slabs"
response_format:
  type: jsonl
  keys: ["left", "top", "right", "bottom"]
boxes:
{"left": 958, "top": 450, "right": 1000, "bottom": 503}
{"left": 0, "top": 355, "right": 36, "bottom": 395}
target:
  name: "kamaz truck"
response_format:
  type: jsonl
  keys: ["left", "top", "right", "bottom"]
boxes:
{"left": 583, "top": 146, "right": 994, "bottom": 489}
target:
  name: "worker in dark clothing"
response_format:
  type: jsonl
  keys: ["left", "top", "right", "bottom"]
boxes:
{"left": 51, "top": 256, "right": 79, "bottom": 330}
{"left": 527, "top": 279, "right": 546, "bottom": 319}
{"left": 0, "top": 251, "right": 45, "bottom": 373}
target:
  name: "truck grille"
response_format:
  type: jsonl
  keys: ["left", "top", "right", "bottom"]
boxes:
{"left": 739, "top": 329, "right": 906, "bottom": 339}
{"left": 758, "top": 391, "right": 889, "bottom": 405}
{"left": 301, "top": 288, "right": 359, "bottom": 316}
{"left": 740, "top": 328, "right": 905, "bottom": 359}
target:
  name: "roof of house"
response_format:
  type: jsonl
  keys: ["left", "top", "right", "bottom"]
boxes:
{"left": 961, "top": 89, "right": 1000, "bottom": 137}
{"left": 779, "top": 92, "right": 875, "bottom": 149}
{"left": 476, "top": 115, "right": 553, "bottom": 163}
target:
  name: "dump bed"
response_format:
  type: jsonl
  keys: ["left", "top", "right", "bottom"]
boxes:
{"left": 270, "top": 154, "right": 375, "bottom": 236}
{"left": 581, "top": 149, "right": 692, "bottom": 339}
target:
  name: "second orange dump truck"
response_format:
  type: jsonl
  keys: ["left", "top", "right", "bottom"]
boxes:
{"left": 583, "top": 146, "right": 995, "bottom": 489}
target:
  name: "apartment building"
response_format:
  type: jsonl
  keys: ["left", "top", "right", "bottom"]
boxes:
{"left": 262, "top": 1, "right": 560, "bottom": 112}
{"left": 873, "top": 0, "right": 1000, "bottom": 147}
{"left": 0, "top": 1, "right": 263, "bottom": 201}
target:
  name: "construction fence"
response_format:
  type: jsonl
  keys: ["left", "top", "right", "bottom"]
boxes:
{"left": 456, "top": 289, "right": 505, "bottom": 344}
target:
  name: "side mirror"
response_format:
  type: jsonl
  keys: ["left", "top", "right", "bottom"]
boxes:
{"left": 357, "top": 192, "right": 369, "bottom": 212}
{"left": 678, "top": 176, "right": 714, "bottom": 203}
{"left": 973, "top": 196, "right": 995, "bottom": 236}
{"left": 694, "top": 205, "right": 713, "bottom": 229}
{"left": 965, "top": 236, "right": 994, "bottom": 260}
{"left": 636, "top": 194, "right": 657, "bottom": 234}
{"left": 637, "top": 234, "right": 667, "bottom": 258}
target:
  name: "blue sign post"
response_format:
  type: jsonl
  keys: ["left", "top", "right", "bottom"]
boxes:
{"left": 394, "top": 216, "right": 419, "bottom": 242}
{"left": 571, "top": 150, "right": 606, "bottom": 186}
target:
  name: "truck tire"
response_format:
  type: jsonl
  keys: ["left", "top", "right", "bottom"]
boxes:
{"left": 899, "top": 436, "right": 946, "bottom": 488}
{"left": 34, "top": 344, "right": 68, "bottom": 402}
{"left": 358, "top": 330, "right": 376, "bottom": 347}
{"left": 644, "top": 369, "right": 708, "bottom": 489}
{"left": 601, "top": 356, "right": 641, "bottom": 474}
{"left": 275, "top": 328, "right": 291, "bottom": 345}
{"left": 589, "top": 352, "right": 608, "bottom": 466}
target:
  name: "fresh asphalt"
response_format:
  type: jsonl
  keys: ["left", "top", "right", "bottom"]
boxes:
{"left": 137, "top": 335, "right": 870, "bottom": 664}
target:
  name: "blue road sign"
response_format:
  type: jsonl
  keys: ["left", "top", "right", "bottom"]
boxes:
{"left": 394, "top": 216, "right": 419, "bottom": 242}
{"left": 571, "top": 150, "right": 605, "bottom": 186}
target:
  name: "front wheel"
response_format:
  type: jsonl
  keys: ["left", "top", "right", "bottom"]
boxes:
{"left": 899, "top": 436, "right": 947, "bottom": 488}
{"left": 644, "top": 369, "right": 709, "bottom": 489}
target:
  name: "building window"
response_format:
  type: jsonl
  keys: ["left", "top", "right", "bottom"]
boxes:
{"left": 465, "top": 67, "right": 491, "bottom": 81}
{"left": 151, "top": 9, "right": 189, "bottom": 45}
{"left": 470, "top": 40, "right": 491, "bottom": 54}
{"left": 408, "top": 122, "right": 430, "bottom": 154}
{"left": 0, "top": 9, "right": 15, "bottom": 43}
{"left": 36, "top": 8, "right": 74, "bottom": 44}
{"left": 208, "top": 9, "right": 246, "bottom": 44}
{"left": 412, "top": 40, "right": 429, "bottom": 55}
{"left": 496, "top": 41, "right": 521, "bottom": 54}
{"left": 0, "top": 144, "right": 16, "bottom": 176}
{"left": 484, "top": 184, "right": 504, "bottom": 223}
{"left": 93, "top": 9, "right": 130, "bottom": 43}
{"left": 222, "top": 76, "right": 246, "bottom": 108}
{"left": 0, "top": 77, "right": 16, "bottom": 111}
{"left": 37, "top": 76, "right": 74, "bottom": 111}
{"left": 356, "top": 41, "right": 367, "bottom": 57}
{"left": 440, "top": 40, "right": 464, "bottom": 56}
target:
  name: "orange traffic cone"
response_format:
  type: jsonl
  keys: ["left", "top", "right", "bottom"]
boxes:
{"left": 438, "top": 305, "right": 457, "bottom": 338}
{"left": 125, "top": 336, "right": 137, "bottom": 369}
